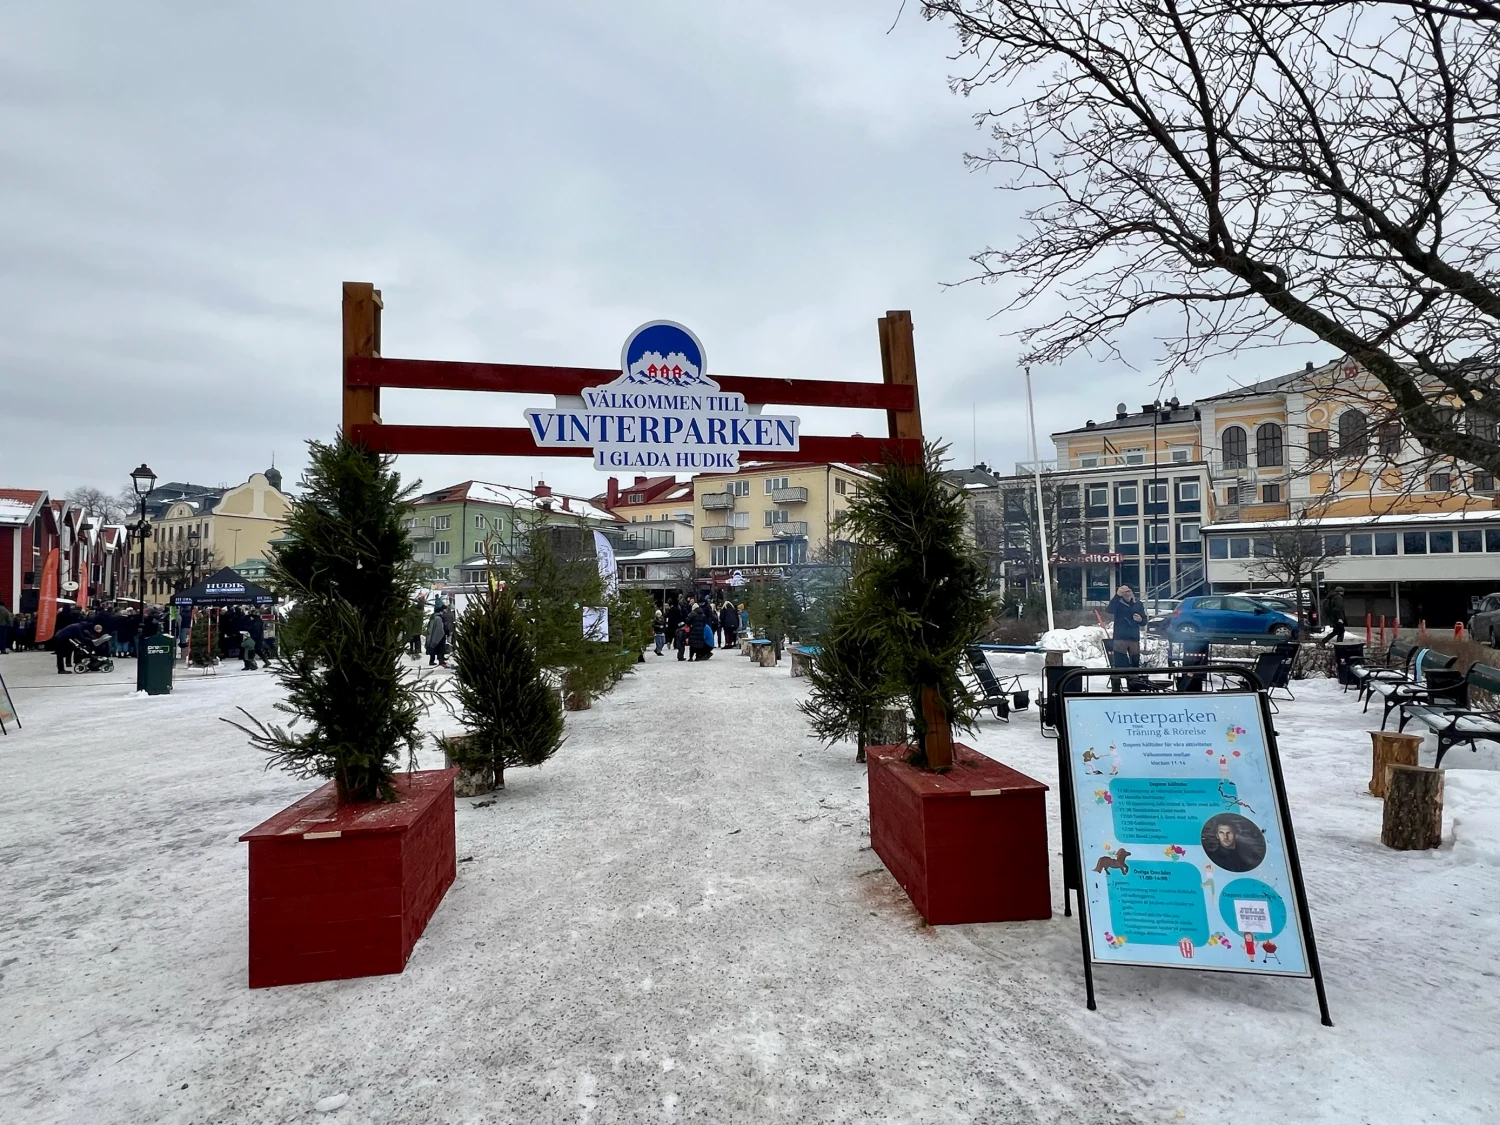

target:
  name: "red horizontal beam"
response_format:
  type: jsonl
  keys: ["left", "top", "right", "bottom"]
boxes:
{"left": 350, "top": 424, "right": 919, "bottom": 465}
{"left": 346, "top": 356, "right": 914, "bottom": 412}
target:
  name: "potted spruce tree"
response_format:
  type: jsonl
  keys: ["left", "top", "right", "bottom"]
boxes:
{"left": 440, "top": 580, "right": 565, "bottom": 795}
{"left": 835, "top": 445, "right": 1052, "bottom": 925}
{"left": 232, "top": 435, "right": 458, "bottom": 988}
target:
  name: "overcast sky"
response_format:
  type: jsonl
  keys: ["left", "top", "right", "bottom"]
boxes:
{"left": 1, "top": 2, "right": 1323, "bottom": 506}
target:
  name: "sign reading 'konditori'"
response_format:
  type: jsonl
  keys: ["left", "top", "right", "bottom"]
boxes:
{"left": 525, "top": 321, "right": 800, "bottom": 471}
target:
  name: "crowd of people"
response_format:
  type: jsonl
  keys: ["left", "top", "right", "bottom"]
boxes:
{"left": 654, "top": 594, "right": 746, "bottom": 662}
{"left": 0, "top": 598, "right": 171, "bottom": 673}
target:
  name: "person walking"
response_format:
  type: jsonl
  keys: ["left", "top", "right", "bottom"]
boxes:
{"left": 426, "top": 599, "right": 449, "bottom": 667}
{"left": 1322, "top": 586, "right": 1347, "bottom": 643}
{"left": 1106, "top": 583, "right": 1147, "bottom": 691}
{"left": 405, "top": 599, "right": 425, "bottom": 658}
{"left": 687, "top": 600, "right": 712, "bottom": 661}
{"left": 652, "top": 609, "right": 666, "bottom": 656}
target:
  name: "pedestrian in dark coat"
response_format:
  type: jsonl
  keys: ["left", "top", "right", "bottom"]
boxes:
{"left": 53, "top": 620, "right": 89, "bottom": 674}
{"left": 720, "top": 601, "right": 739, "bottom": 648}
{"left": 427, "top": 601, "right": 449, "bottom": 666}
{"left": 687, "top": 603, "right": 713, "bottom": 661}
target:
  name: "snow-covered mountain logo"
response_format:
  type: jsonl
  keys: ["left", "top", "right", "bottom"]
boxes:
{"left": 620, "top": 321, "right": 714, "bottom": 388}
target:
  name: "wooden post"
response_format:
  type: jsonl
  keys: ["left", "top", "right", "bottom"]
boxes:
{"left": 879, "top": 310, "right": 923, "bottom": 455}
{"left": 1368, "top": 731, "right": 1423, "bottom": 797}
{"left": 1381, "top": 765, "right": 1444, "bottom": 849}
{"left": 342, "top": 282, "right": 383, "bottom": 434}
{"left": 920, "top": 684, "right": 954, "bottom": 771}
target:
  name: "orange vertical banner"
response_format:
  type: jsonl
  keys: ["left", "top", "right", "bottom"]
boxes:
{"left": 35, "top": 548, "right": 59, "bottom": 643}
{"left": 77, "top": 560, "right": 90, "bottom": 611}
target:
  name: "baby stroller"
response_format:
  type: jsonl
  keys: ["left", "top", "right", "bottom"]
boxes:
{"left": 71, "top": 635, "right": 115, "bottom": 673}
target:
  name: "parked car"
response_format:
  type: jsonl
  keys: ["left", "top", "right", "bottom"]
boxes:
{"left": 1145, "top": 599, "right": 1184, "bottom": 636}
{"left": 1468, "top": 593, "right": 1500, "bottom": 646}
{"left": 1166, "top": 595, "right": 1300, "bottom": 638}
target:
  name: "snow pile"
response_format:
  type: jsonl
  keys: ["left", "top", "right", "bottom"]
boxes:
{"left": 1038, "top": 624, "right": 1110, "bottom": 667}
{"left": 1445, "top": 769, "right": 1500, "bottom": 867}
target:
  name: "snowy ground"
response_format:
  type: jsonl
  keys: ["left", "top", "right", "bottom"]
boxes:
{"left": 1, "top": 647, "right": 1498, "bottom": 1124}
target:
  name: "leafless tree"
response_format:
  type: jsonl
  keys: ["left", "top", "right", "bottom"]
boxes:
{"left": 67, "top": 486, "right": 126, "bottom": 525}
{"left": 1242, "top": 512, "right": 1342, "bottom": 619}
{"left": 920, "top": 0, "right": 1500, "bottom": 475}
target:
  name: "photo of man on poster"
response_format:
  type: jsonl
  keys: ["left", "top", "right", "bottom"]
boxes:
{"left": 1200, "top": 814, "right": 1266, "bottom": 873}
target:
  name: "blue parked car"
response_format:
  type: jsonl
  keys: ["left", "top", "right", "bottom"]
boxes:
{"left": 1167, "top": 595, "right": 1299, "bottom": 638}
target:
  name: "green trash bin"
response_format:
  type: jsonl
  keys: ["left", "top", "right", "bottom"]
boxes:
{"left": 137, "top": 634, "right": 175, "bottom": 696}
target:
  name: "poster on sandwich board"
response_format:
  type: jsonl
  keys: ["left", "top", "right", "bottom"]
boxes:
{"left": 1062, "top": 691, "right": 1311, "bottom": 977}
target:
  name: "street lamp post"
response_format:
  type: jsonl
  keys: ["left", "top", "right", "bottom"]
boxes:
{"left": 187, "top": 526, "right": 201, "bottom": 587}
{"left": 130, "top": 464, "right": 157, "bottom": 654}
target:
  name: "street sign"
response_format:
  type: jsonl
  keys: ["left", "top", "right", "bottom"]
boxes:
{"left": 525, "top": 321, "right": 801, "bottom": 472}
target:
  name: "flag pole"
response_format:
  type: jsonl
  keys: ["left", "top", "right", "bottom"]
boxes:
{"left": 1025, "top": 368, "right": 1055, "bottom": 633}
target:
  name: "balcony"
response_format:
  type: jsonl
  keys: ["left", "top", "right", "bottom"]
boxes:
{"left": 701, "top": 525, "right": 735, "bottom": 542}
{"left": 701, "top": 492, "right": 736, "bottom": 510}
{"left": 771, "top": 521, "right": 809, "bottom": 539}
{"left": 771, "top": 487, "right": 808, "bottom": 504}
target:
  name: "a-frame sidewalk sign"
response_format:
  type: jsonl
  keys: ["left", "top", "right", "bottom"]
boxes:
{"left": 1054, "top": 665, "right": 1333, "bottom": 1026}
{"left": 0, "top": 670, "right": 19, "bottom": 735}
{"left": 336, "top": 282, "right": 925, "bottom": 467}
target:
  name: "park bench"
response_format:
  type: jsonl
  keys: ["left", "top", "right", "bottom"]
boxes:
{"left": 963, "top": 646, "right": 1028, "bottom": 721}
{"left": 1351, "top": 639, "right": 1418, "bottom": 703}
{"left": 1366, "top": 648, "right": 1460, "bottom": 728}
{"left": 789, "top": 644, "right": 820, "bottom": 678}
{"left": 1396, "top": 663, "right": 1500, "bottom": 768}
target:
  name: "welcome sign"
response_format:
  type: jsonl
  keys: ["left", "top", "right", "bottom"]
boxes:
{"left": 525, "top": 321, "right": 800, "bottom": 471}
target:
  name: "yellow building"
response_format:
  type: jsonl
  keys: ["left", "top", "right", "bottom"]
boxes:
{"left": 692, "top": 461, "right": 871, "bottom": 574}
{"left": 1197, "top": 361, "right": 1498, "bottom": 522}
{"left": 146, "top": 471, "right": 291, "bottom": 601}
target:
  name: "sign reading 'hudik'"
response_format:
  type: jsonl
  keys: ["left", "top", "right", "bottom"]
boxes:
{"left": 525, "top": 321, "right": 800, "bottom": 471}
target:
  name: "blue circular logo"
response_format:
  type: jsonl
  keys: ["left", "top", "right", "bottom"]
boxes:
{"left": 620, "top": 321, "right": 709, "bottom": 387}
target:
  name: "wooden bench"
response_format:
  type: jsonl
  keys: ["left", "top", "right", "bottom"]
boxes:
{"left": 1397, "top": 663, "right": 1500, "bottom": 767}
{"left": 789, "top": 645, "right": 820, "bottom": 677}
{"left": 1367, "top": 649, "right": 1461, "bottom": 729}
{"left": 750, "top": 638, "right": 777, "bottom": 667}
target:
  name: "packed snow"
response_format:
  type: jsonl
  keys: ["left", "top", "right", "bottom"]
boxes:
{"left": 0, "top": 647, "right": 1497, "bottom": 1123}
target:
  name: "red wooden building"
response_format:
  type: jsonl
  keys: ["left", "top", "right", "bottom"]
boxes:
{"left": 0, "top": 489, "right": 57, "bottom": 614}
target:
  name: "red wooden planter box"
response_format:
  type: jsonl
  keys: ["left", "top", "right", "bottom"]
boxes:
{"left": 867, "top": 743, "right": 1051, "bottom": 925}
{"left": 240, "top": 769, "right": 458, "bottom": 988}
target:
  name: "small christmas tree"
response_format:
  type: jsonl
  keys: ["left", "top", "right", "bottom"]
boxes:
{"left": 228, "top": 434, "right": 430, "bottom": 803}
{"left": 188, "top": 609, "right": 216, "bottom": 666}
{"left": 446, "top": 582, "right": 564, "bottom": 789}
{"left": 799, "top": 577, "right": 896, "bottom": 763}
{"left": 836, "top": 444, "right": 995, "bottom": 771}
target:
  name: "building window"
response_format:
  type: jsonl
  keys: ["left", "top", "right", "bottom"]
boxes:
{"left": 1178, "top": 521, "right": 1200, "bottom": 543}
{"left": 1148, "top": 522, "right": 1171, "bottom": 544}
{"left": 1377, "top": 421, "right": 1402, "bottom": 457}
{"left": 403, "top": 518, "right": 418, "bottom": 530}
{"left": 1123, "top": 449, "right": 1145, "bottom": 465}
{"left": 628, "top": 493, "right": 644, "bottom": 504}
{"left": 1087, "top": 525, "right": 1109, "bottom": 550}
{"left": 1430, "top": 530, "right": 1454, "bottom": 553}
{"left": 765, "top": 477, "right": 789, "bottom": 493}
{"left": 1080, "top": 457, "right": 1099, "bottom": 468}
{"left": 1429, "top": 472, "right": 1452, "bottom": 492}
{"left": 622, "top": 564, "right": 647, "bottom": 580}
{"left": 1170, "top": 447, "right": 1190, "bottom": 462}
{"left": 1221, "top": 426, "right": 1248, "bottom": 469}
{"left": 1230, "top": 537, "right": 1250, "bottom": 558}
{"left": 1208, "top": 537, "right": 1227, "bottom": 558}
{"left": 433, "top": 541, "right": 450, "bottom": 555}
{"left": 1475, "top": 472, "right": 1496, "bottom": 492}
{"left": 474, "top": 514, "right": 487, "bottom": 528}
{"left": 710, "top": 547, "right": 727, "bottom": 566}
{"left": 726, "top": 480, "right": 750, "bottom": 497}
{"left": 432, "top": 515, "right": 451, "bottom": 530}
{"left": 1115, "top": 484, "right": 1138, "bottom": 507}
{"left": 1225, "top": 486, "right": 1240, "bottom": 505}
{"left": 473, "top": 541, "right": 486, "bottom": 554}
{"left": 1178, "top": 480, "right": 1200, "bottom": 502}
{"left": 1375, "top": 532, "right": 1397, "bottom": 555}
{"left": 1262, "top": 484, "right": 1281, "bottom": 503}
{"left": 1308, "top": 430, "right": 1330, "bottom": 458}
{"left": 1323, "top": 534, "right": 1346, "bottom": 556}
{"left": 1086, "top": 484, "right": 1108, "bottom": 508}
{"left": 763, "top": 509, "right": 788, "bottom": 526}
{"left": 757, "top": 541, "right": 792, "bottom": 565}
{"left": 1459, "top": 529, "right": 1484, "bottom": 553}
{"left": 1256, "top": 423, "right": 1284, "bottom": 467}
{"left": 730, "top": 512, "right": 750, "bottom": 529}
{"left": 1253, "top": 537, "right": 1273, "bottom": 558}
{"left": 1338, "top": 409, "right": 1368, "bottom": 456}
{"left": 1117, "top": 524, "right": 1139, "bottom": 545}
{"left": 835, "top": 478, "right": 847, "bottom": 495}
{"left": 1403, "top": 531, "right": 1427, "bottom": 554}
{"left": 1146, "top": 481, "right": 1168, "bottom": 505}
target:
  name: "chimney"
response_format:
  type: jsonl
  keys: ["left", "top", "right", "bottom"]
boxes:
{"left": 1305, "top": 361, "right": 1314, "bottom": 372}
{"left": 1085, "top": 420, "right": 1096, "bottom": 429}
{"left": 562, "top": 496, "right": 571, "bottom": 511}
{"left": 1116, "top": 403, "right": 1129, "bottom": 420}
{"left": 1142, "top": 403, "right": 1157, "bottom": 414}
{"left": 606, "top": 477, "right": 618, "bottom": 508}
{"left": 534, "top": 481, "right": 551, "bottom": 498}
{"left": 633, "top": 475, "right": 647, "bottom": 486}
